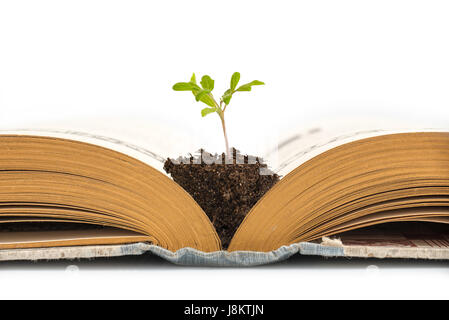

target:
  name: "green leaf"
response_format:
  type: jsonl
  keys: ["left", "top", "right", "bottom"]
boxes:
{"left": 200, "top": 95, "right": 217, "bottom": 107}
{"left": 222, "top": 89, "right": 232, "bottom": 105}
{"left": 192, "top": 87, "right": 216, "bottom": 107}
{"left": 235, "top": 80, "right": 265, "bottom": 92}
{"left": 190, "top": 73, "right": 197, "bottom": 84}
{"left": 200, "top": 75, "right": 215, "bottom": 91}
{"left": 195, "top": 89, "right": 211, "bottom": 102}
{"left": 230, "top": 72, "right": 240, "bottom": 91}
{"left": 201, "top": 107, "right": 216, "bottom": 117}
{"left": 173, "top": 82, "right": 198, "bottom": 91}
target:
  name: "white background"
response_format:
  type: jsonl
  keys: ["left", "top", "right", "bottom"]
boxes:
{"left": 0, "top": 0, "right": 449, "bottom": 300}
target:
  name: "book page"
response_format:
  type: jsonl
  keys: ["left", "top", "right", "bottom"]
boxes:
{"left": 264, "top": 117, "right": 449, "bottom": 176}
{"left": 0, "top": 116, "right": 201, "bottom": 174}
{"left": 0, "top": 228, "right": 149, "bottom": 249}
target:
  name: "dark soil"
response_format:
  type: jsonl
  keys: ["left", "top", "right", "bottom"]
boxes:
{"left": 163, "top": 148, "right": 280, "bottom": 249}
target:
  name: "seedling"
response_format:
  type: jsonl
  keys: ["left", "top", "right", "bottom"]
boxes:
{"left": 173, "top": 72, "right": 264, "bottom": 158}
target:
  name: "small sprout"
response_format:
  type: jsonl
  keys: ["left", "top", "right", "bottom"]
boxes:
{"left": 173, "top": 72, "right": 265, "bottom": 157}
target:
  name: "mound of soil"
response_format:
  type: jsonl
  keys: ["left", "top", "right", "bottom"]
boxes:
{"left": 163, "top": 148, "right": 280, "bottom": 249}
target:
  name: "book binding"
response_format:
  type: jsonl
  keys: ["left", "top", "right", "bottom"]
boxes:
{"left": 1, "top": 240, "right": 448, "bottom": 267}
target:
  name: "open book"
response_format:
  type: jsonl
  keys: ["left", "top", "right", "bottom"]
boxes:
{"left": 0, "top": 125, "right": 449, "bottom": 265}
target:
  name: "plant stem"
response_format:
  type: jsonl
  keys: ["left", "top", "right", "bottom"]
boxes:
{"left": 218, "top": 111, "right": 230, "bottom": 159}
